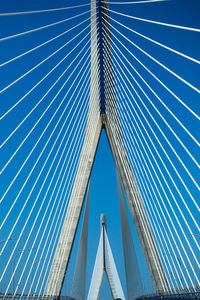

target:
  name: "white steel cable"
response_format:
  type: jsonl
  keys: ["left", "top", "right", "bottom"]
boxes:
{"left": 25, "top": 79, "right": 93, "bottom": 298}
{"left": 49, "top": 120, "right": 100, "bottom": 297}
{"left": 118, "top": 106, "right": 188, "bottom": 290}
{"left": 108, "top": 38, "right": 200, "bottom": 226}
{"left": 0, "top": 73, "right": 91, "bottom": 292}
{"left": 0, "top": 49, "right": 94, "bottom": 296}
{"left": 103, "top": 16, "right": 200, "bottom": 94}
{"left": 114, "top": 74, "right": 199, "bottom": 287}
{"left": 1, "top": 17, "right": 98, "bottom": 145}
{"left": 104, "top": 6, "right": 200, "bottom": 32}
{"left": 0, "top": 9, "right": 91, "bottom": 42}
{"left": 0, "top": 57, "right": 92, "bottom": 263}
{"left": 103, "top": 27, "right": 200, "bottom": 195}
{"left": 106, "top": 104, "right": 175, "bottom": 291}
{"left": 0, "top": 44, "right": 92, "bottom": 239}
{"left": 117, "top": 102, "right": 181, "bottom": 290}
{"left": 13, "top": 70, "right": 93, "bottom": 298}
{"left": 0, "top": 32, "right": 92, "bottom": 177}
{"left": 70, "top": 180, "right": 90, "bottom": 300}
{"left": 36, "top": 66, "right": 100, "bottom": 299}
{"left": 46, "top": 83, "right": 100, "bottom": 298}
{"left": 103, "top": 57, "right": 167, "bottom": 290}
{"left": 35, "top": 113, "right": 89, "bottom": 298}
{"left": 103, "top": 70, "right": 169, "bottom": 292}
{"left": 0, "top": 17, "right": 92, "bottom": 96}
{"left": 106, "top": 31, "right": 200, "bottom": 236}
{"left": 0, "top": 4, "right": 90, "bottom": 16}
{"left": 19, "top": 44, "right": 100, "bottom": 294}
{"left": 117, "top": 119, "right": 178, "bottom": 291}
{"left": 104, "top": 49, "right": 187, "bottom": 289}
{"left": 9, "top": 44, "right": 100, "bottom": 298}
{"left": 29, "top": 66, "right": 100, "bottom": 297}
{"left": 4, "top": 103, "right": 88, "bottom": 299}
{"left": 102, "top": 25, "right": 200, "bottom": 160}
{"left": 102, "top": 22, "right": 200, "bottom": 122}
{"left": 103, "top": 12, "right": 199, "bottom": 64}
{"left": 105, "top": 103, "right": 167, "bottom": 291}
{"left": 47, "top": 50, "right": 101, "bottom": 296}
{"left": 105, "top": 45, "right": 200, "bottom": 282}
{"left": 103, "top": 58, "right": 178, "bottom": 290}
{"left": 105, "top": 0, "right": 168, "bottom": 4}
{"left": 102, "top": 29, "right": 199, "bottom": 148}
{"left": 103, "top": 30, "right": 200, "bottom": 218}
{"left": 113, "top": 71, "right": 188, "bottom": 288}
{"left": 0, "top": 15, "right": 92, "bottom": 68}
{"left": 0, "top": 14, "right": 98, "bottom": 121}
{"left": 116, "top": 170, "right": 147, "bottom": 297}
{"left": 0, "top": 37, "right": 100, "bottom": 225}
{"left": 31, "top": 91, "right": 92, "bottom": 297}
{"left": 36, "top": 144, "right": 83, "bottom": 298}
{"left": 103, "top": 34, "right": 198, "bottom": 288}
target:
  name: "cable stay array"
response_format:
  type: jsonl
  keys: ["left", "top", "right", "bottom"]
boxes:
{"left": 1, "top": 2, "right": 101, "bottom": 299}
{"left": 0, "top": 4, "right": 90, "bottom": 16}
{"left": 102, "top": 0, "right": 199, "bottom": 294}
{"left": 0, "top": 0, "right": 199, "bottom": 299}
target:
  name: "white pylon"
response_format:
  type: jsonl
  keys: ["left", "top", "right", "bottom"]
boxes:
{"left": 87, "top": 215, "right": 125, "bottom": 300}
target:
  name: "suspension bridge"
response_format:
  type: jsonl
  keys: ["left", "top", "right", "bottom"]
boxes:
{"left": 0, "top": 0, "right": 199, "bottom": 299}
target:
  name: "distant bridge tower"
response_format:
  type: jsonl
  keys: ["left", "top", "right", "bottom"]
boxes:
{"left": 87, "top": 214, "right": 125, "bottom": 300}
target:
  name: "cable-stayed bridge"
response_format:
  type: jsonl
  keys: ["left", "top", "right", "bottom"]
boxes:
{"left": 0, "top": 0, "right": 199, "bottom": 299}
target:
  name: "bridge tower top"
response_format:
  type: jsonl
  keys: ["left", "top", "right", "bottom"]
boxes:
{"left": 100, "top": 214, "right": 107, "bottom": 228}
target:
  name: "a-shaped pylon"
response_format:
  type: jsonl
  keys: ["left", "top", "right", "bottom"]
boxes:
{"left": 87, "top": 214, "right": 125, "bottom": 300}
